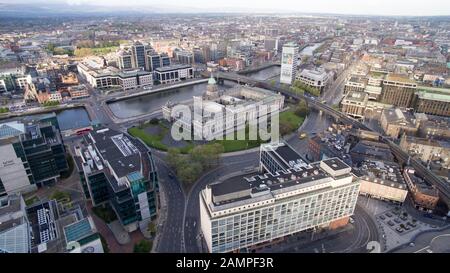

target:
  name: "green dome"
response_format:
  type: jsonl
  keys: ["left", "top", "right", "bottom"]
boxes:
{"left": 208, "top": 75, "right": 216, "bottom": 85}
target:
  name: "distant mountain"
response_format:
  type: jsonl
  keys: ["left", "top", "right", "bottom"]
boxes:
{"left": 0, "top": 2, "right": 295, "bottom": 17}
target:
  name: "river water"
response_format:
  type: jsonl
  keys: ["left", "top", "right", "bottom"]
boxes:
{"left": 107, "top": 80, "right": 236, "bottom": 119}
{"left": 107, "top": 66, "right": 283, "bottom": 119}
{"left": 2, "top": 107, "right": 91, "bottom": 131}
{"left": 244, "top": 66, "right": 280, "bottom": 81}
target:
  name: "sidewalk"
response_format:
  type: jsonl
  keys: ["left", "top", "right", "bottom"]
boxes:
{"left": 151, "top": 182, "right": 169, "bottom": 253}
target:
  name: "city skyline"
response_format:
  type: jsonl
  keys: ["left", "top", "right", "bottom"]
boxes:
{"left": 1, "top": 0, "right": 450, "bottom": 16}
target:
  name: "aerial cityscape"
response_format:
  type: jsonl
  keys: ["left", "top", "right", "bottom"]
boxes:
{"left": 1, "top": 0, "right": 450, "bottom": 258}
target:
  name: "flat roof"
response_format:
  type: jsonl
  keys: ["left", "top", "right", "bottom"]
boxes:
{"left": 155, "top": 64, "right": 192, "bottom": 72}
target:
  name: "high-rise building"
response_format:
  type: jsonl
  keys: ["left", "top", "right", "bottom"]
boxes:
{"left": 200, "top": 142, "right": 360, "bottom": 253}
{"left": 74, "top": 128, "right": 159, "bottom": 232}
{"left": 280, "top": 42, "right": 299, "bottom": 85}
{"left": 380, "top": 74, "right": 417, "bottom": 107}
{"left": 116, "top": 42, "right": 171, "bottom": 73}
{"left": 132, "top": 42, "right": 147, "bottom": 70}
{"left": 117, "top": 51, "right": 133, "bottom": 70}
{"left": 0, "top": 114, "right": 68, "bottom": 197}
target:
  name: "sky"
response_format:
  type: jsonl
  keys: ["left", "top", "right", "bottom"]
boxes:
{"left": 3, "top": 0, "right": 450, "bottom": 16}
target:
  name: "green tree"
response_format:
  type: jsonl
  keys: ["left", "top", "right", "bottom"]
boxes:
{"left": 133, "top": 239, "right": 152, "bottom": 253}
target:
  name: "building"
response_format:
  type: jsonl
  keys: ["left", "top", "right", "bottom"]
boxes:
{"left": 341, "top": 91, "right": 368, "bottom": 119}
{"left": 280, "top": 42, "right": 299, "bottom": 85}
{"left": 296, "top": 69, "right": 330, "bottom": 92}
{"left": 344, "top": 76, "right": 366, "bottom": 94}
{"left": 74, "top": 128, "right": 159, "bottom": 232}
{"left": 259, "top": 142, "right": 308, "bottom": 175}
{"left": 403, "top": 167, "right": 439, "bottom": 212}
{"left": 399, "top": 134, "right": 450, "bottom": 165}
{"left": 0, "top": 194, "right": 31, "bottom": 253}
{"left": 264, "top": 39, "right": 278, "bottom": 52}
{"left": 163, "top": 76, "right": 284, "bottom": 140}
{"left": 117, "top": 50, "right": 134, "bottom": 70}
{"left": 418, "top": 115, "right": 450, "bottom": 139}
{"left": 356, "top": 160, "right": 408, "bottom": 203}
{"left": 380, "top": 74, "right": 417, "bottom": 107}
{"left": 199, "top": 154, "right": 360, "bottom": 253}
{"left": 154, "top": 64, "right": 194, "bottom": 84}
{"left": 414, "top": 86, "right": 450, "bottom": 117}
{"left": 64, "top": 216, "right": 104, "bottom": 253}
{"left": 77, "top": 58, "right": 153, "bottom": 91}
{"left": 174, "top": 50, "right": 195, "bottom": 65}
{"left": 380, "top": 108, "right": 419, "bottom": 138}
{"left": 350, "top": 140, "right": 394, "bottom": 165}
{"left": 0, "top": 116, "right": 68, "bottom": 196}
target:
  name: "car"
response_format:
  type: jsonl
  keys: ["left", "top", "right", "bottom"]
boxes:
{"left": 403, "top": 226, "right": 411, "bottom": 231}
{"left": 386, "top": 213, "right": 393, "bottom": 217}
{"left": 409, "top": 242, "right": 415, "bottom": 247}
{"left": 426, "top": 249, "right": 433, "bottom": 253}
{"left": 394, "top": 218, "right": 401, "bottom": 224}
{"left": 379, "top": 215, "right": 386, "bottom": 220}
{"left": 400, "top": 215, "right": 408, "bottom": 221}
{"left": 349, "top": 217, "right": 355, "bottom": 224}
{"left": 407, "top": 222, "right": 417, "bottom": 228}
{"left": 396, "top": 227, "right": 404, "bottom": 233}
{"left": 387, "top": 221, "right": 395, "bottom": 226}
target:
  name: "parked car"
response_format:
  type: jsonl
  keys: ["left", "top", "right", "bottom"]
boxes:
{"left": 396, "top": 227, "right": 404, "bottom": 233}
{"left": 394, "top": 218, "right": 401, "bottom": 224}
{"left": 387, "top": 221, "right": 395, "bottom": 226}
{"left": 379, "top": 215, "right": 386, "bottom": 220}
{"left": 386, "top": 213, "right": 393, "bottom": 217}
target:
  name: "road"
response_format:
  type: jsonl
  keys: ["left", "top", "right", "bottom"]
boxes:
{"left": 259, "top": 204, "right": 379, "bottom": 253}
{"left": 392, "top": 226, "right": 450, "bottom": 253}
{"left": 152, "top": 152, "right": 186, "bottom": 253}
{"left": 183, "top": 152, "right": 260, "bottom": 253}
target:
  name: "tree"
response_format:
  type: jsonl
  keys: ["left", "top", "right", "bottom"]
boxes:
{"left": 147, "top": 222, "right": 157, "bottom": 236}
{"left": 280, "top": 122, "right": 294, "bottom": 136}
{"left": 74, "top": 48, "right": 94, "bottom": 58}
{"left": 295, "top": 100, "right": 309, "bottom": 117}
{"left": 133, "top": 239, "right": 152, "bottom": 253}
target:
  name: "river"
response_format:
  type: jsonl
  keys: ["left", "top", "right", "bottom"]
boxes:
{"left": 244, "top": 65, "right": 281, "bottom": 81}
{"left": 107, "top": 80, "right": 236, "bottom": 119}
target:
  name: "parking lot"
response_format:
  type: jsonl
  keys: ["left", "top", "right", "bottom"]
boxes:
{"left": 377, "top": 207, "right": 419, "bottom": 235}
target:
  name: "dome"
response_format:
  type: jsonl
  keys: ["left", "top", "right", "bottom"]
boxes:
{"left": 208, "top": 75, "right": 217, "bottom": 85}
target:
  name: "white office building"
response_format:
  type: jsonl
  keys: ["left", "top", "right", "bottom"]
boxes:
{"left": 200, "top": 143, "right": 360, "bottom": 253}
{"left": 280, "top": 42, "right": 299, "bottom": 85}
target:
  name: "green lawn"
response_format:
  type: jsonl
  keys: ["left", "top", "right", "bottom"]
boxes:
{"left": 279, "top": 109, "right": 305, "bottom": 129}
{"left": 91, "top": 46, "right": 119, "bottom": 56}
{"left": 128, "top": 126, "right": 168, "bottom": 151}
{"left": 128, "top": 123, "right": 194, "bottom": 154}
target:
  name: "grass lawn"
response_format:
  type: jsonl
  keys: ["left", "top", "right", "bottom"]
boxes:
{"left": 214, "top": 127, "right": 266, "bottom": 153}
{"left": 128, "top": 126, "right": 168, "bottom": 151}
{"left": 91, "top": 46, "right": 119, "bottom": 56}
{"left": 279, "top": 109, "right": 305, "bottom": 129}
{"left": 128, "top": 123, "right": 194, "bottom": 154}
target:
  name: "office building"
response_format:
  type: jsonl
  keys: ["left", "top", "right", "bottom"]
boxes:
{"left": 414, "top": 86, "right": 450, "bottom": 117}
{"left": 296, "top": 69, "right": 330, "bottom": 93}
{"left": 0, "top": 116, "right": 68, "bottom": 196}
{"left": 341, "top": 91, "right": 368, "bottom": 119}
{"left": 174, "top": 50, "right": 194, "bottom": 65}
{"left": 280, "top": 42, "right": 299, "bottom": 85}
{"left": 74, "top": 128, "right": 159, "bottom": 232}
{"left": 356, "top": 160, "right": 408, "bottom": 203}
{"left": 77, "top": 58, "right": 153, "bottom": 91}
{"left": 200, "top": 143, "right": 360, "bottom": 253}
{"left": 399, "top": 134, "right": 450, "bottom": 165}
{"left": 154, "top": 64, "right": 194, "bottom": 84}
{"left": 344, "top": 76, "right": 366, "bottom": 94}
{"left": 380, "top": 74, "right": 417, "bottom": 107}
{"left": 0, "top": 194, "right": 31, "bottom": 253}
{"left": 403, "top": 167, "right": 439, "bottom": 212}
{"left": 380, "top": 108, "right": 419, "bottom": 138}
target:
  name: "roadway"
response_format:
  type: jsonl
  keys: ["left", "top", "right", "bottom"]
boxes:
{"left": 152, "top": 152, "right": 186, "bottom": 253}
